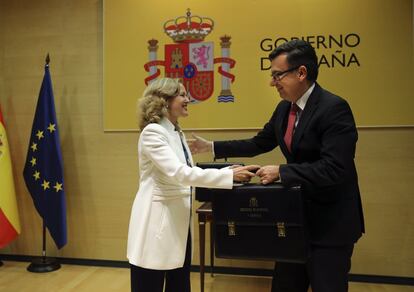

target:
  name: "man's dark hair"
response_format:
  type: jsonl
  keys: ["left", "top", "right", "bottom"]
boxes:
{"left": 269, "top": 39, "right": 318, "bottom": 82}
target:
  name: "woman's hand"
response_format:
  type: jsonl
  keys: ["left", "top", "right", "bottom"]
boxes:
{"left": 232, "top": 165, "right": 261, "bottom": 183}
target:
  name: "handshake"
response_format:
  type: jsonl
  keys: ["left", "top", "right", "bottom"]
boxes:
{"left": 188, "top": 134, "right": 280, "bottom": 185}
{"left": 229, "top": 164, "right": 280, "bottom": 185}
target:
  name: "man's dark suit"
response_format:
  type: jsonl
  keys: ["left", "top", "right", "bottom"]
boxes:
{"left": 214, "top": 83, "right": 364, "bottom": 291}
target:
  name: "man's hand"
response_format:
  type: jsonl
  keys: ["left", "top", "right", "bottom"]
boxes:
{"left": 187, "top": 134, "right": 213, "bottom": 154}
{"left": 232, "top": 165, "right": 261, "bottom": 183}
{"left": 256, "top": 165, "right": 280, "bottom": 185}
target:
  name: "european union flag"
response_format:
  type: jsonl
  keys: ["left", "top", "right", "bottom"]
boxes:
{"left": 23, "top": 62, "right": 67, "bottom": 249}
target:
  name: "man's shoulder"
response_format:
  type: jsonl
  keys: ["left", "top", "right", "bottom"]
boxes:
{"left": 317, "top": 85, "right": 349, "bottom": 108}
{"left": 315, "top": 85, "right": 355, "bottom": 125}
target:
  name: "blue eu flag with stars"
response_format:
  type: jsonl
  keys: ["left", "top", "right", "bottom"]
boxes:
{"left": 23, "top": 62, "right": 67, "bottom": 249}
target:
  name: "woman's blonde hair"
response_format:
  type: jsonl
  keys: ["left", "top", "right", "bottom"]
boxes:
{"left": 137, "top": 78, "right": 180, "bottom": 130}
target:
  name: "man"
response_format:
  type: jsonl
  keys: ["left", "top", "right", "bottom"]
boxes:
{"left": 189, "top": 40, "right": 365, "bottom": 292}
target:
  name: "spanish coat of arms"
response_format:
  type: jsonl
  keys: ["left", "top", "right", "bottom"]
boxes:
{"left": 144, "top": 9, "right": 236, "bottom": 103}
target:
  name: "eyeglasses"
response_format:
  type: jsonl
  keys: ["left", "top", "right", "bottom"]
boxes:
{"left": 270, "top": 66, "right": 300, "bottom": 81}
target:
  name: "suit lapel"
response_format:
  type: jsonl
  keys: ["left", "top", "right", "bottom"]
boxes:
{"left": 291, "top": 84, "right": 321, "bottom": 154}
{"left": 276, "top": 101, "right": 292, "bottom": 158}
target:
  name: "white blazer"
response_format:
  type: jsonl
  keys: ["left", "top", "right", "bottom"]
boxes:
{"left": 127, "top": 118, "right": 233, "bottom": 270}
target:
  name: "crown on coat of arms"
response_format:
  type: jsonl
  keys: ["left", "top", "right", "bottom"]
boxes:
{"left": 163, "top": 9, "right": 214, "bottom": 43}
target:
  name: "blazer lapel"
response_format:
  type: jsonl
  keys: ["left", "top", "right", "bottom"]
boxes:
{"left": 291, "top": 84, "right": 321, "bottom": 154}
{"left": 159, "top": 118, "right": 189, "bottom": 166}
{"left": 276, "top": 101, "right": 292, "bottom": 158}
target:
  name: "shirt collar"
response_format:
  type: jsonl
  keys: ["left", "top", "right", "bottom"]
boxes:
{"left": 295, "top": 83, "right": 315, "bottom": 111}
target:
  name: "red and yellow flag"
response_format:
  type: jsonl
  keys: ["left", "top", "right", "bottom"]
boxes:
{"left": 0, "top": 104, "right": 21, "bottom": 248}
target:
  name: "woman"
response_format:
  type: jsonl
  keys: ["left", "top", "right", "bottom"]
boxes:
{"left": 127, "top": 78, "right": 258, "bottom": 292}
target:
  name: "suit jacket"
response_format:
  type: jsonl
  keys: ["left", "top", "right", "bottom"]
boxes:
{"left": 215, "top": 83, "right": 364, "bottom": 245}
{"left": 127, "top": 118, "right": 233, "bottom": 269}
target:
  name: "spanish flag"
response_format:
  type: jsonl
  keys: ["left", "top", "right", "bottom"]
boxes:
{"left": 0, "top": 104, "right": 21, "bottom": 248}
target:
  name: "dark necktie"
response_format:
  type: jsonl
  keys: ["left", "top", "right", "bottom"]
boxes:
{"left": 284, "top": 103, "right": 299, "bottom": 153}
{"left": 175, "top": 126, "right": 192, "bottom": 167}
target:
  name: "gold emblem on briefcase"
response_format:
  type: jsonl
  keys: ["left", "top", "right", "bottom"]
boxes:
{"left": 277, "top": 222, "right": 286, "bottom": 238}
{"left": 249, "top": 197, "right": 258, "bottom": 208}
{"left": 228, "top": 221, "right": 236, "bottom": 236}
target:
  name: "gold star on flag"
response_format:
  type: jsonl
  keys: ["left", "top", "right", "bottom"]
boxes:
{"left": 41, "top": 180, "right": 50, "bottom": 190}
{"left": 47, "top": 123, "right": 56, "bottom": 133}
{"left": 33, "top": 171, "right": 40, "bottom": 180}
{"left": 31, "top": 142, "right": 38, "bottom": 152}
{"left": 53, "top": 182, "right": 63, "bottom": 192}
{"left": 36, "top": 130, "right": 44, "bottom": 140}
{"left": 30, "top": 157, "right": 37, "bottom": 166}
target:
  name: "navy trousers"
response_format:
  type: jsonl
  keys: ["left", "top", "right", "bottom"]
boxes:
{"left": 130, "top": 232, "right": 191, "bottom": 292}
{"left": 271, "top": 244, "right": 354, "bottom": 292}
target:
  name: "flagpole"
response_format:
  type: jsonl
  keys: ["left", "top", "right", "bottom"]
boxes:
{"left": 26, "top": 54, "right": 62, "bottom": 273}
{"left": 27, "top": 219, "right": 61, "bottom": 273}
{"left": 42, "top": 220, "right": 47, "bottom": 258}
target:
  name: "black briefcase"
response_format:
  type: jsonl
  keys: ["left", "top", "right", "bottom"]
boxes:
{"left": 212, "top": 183, "right": 309, "bottom": 263}
{"left": 195, "top": 162, "right": 243, "bottom": 202}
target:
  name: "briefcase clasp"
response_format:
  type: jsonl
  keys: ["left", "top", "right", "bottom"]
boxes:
{"left": 277, "top": 222, "right": 286, "bottom": 238}
{"left": 228, "top": 221, "right": 236, "bottom": 236}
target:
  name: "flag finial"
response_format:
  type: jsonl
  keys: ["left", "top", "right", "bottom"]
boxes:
{"left": 45, "top": 53, "right": 50, "bottom": 66}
